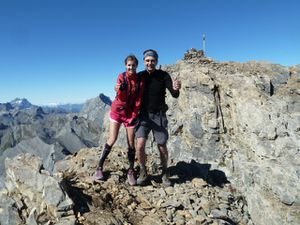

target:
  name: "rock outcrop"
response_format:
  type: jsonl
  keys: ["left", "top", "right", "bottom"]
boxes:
{"left": 1, "top": 153, "right": 75, "bottom": 225}
{"left": 162, "top": 55, "right": 300, "bottom": 225}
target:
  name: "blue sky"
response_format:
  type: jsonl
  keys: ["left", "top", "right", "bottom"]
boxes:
{"left": 0, "top": 0, "right": 299, "bottom": 105}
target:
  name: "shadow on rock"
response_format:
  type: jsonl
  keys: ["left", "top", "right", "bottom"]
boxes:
{"left": 62, "top": 178, "right": 93, "bottom": 215}
{"left": 169, "top": 159, "right": 230, "bottom": 187}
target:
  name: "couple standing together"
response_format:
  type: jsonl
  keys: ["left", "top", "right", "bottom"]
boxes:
{"left": 95, "top": 49, "right": 181, "bottom": 186}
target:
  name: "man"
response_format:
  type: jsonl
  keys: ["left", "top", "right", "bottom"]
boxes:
{"left": 136, "top": 49, "right": 181, "bottom": 186}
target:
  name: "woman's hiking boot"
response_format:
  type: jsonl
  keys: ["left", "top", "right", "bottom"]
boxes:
{"left": 137, "top": 166, "right": 148, "bottom": 185}
{"left": 127, "top": 169, "right": 136, "bottom": 186}
{"left": 94, "top": 167, "right": 104, "bottom": 180}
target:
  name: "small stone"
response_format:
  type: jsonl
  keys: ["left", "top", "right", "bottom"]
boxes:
{"left": 130, "top": 202, "right": 137, "bottom": 210}
{"left": 158, "top": 188, "right": 167, "bottom": 197}
{"left": 173, "top": 215, "right": 185, "bottom": 225}
{"left": 166, "top": 208, "right": 173, "bottom": 221}
{"left": 194, "top": 215, "right": 206, "bottom": 222}
{"left": 150, "top": 208, "right": 157, "bottom": 214}
{"left": 192, "top": 178, "right": 207, "bottom": 187}
{"left": 218, "top": 191, "right": 231, "bottom": 200}
{"left": 219, "top": 203, "right": 229, "bottom": 210}
{"left": 210, "top": 209, "right": 227, "bottom": 218}
{"left": 165, "top": 186, "right": 174, "bottom": 195}
{"left": 136, "top": 209, "right": 146, "bottom": 216}
{"left": 188, "top": 209, "right": 198, "bottom": 217}
{"left": 145, "top": 186, "right": 155, "bottom": 191}
{"left": 156, "top": 199, "right": 164, "bottom": 208}
{"left": 142, "top": 214, "right": 162, "bottom": 225}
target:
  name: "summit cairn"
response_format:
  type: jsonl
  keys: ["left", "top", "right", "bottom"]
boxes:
{"left": 184, "top": 48, "right": 213, "bottom": 63}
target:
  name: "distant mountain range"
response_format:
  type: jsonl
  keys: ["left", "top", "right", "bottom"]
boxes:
{"left": 1, "top": 98, "right": 87, "bottom": 113}
{"left": 0, "top": 93, "right": 112, "bottom": 175}
{"left": 41, "top": 103, "right": 84, "bottom": 113}
{"left": 1, "top": 95, "right": 113, "bottom": 113}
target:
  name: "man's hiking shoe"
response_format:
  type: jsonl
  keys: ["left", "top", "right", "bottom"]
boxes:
{"left": 161, "top": 168, "right": 171, "bottom": 186}
{"left": 162, "top": 173, "right": 171, "bottom": 186}
{"left": 127, "top": 169, "right": 136, "bottom": 186}
{"left": 94, "top": 167, "right": 104, "bottom": 180}
{"left": 137, "top": 168, "right": 148, "bottom": 185}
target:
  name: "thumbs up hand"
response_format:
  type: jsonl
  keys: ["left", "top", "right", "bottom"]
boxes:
{"left": 173, "top": 77, "right": 182, "bottom": 91}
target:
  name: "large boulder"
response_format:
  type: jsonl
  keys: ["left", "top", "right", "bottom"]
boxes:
{"left": 0, "top": 137, "right": 60, "bottom": 176}
{"left": 0, "top": 153, "right": 75, "bottom": 225}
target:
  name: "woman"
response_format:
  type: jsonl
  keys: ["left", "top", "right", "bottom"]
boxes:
{"left": 95, "top": 55, "right": 144, "bottom": 186}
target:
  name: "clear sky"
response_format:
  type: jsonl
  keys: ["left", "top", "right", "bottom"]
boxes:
{"left": 0, "top": 0, "right": 299, "bottom": 105}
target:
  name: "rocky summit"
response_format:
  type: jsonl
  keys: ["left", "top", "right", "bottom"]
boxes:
{"left": 0, "top": 49, "right": 299, "bottom": 225}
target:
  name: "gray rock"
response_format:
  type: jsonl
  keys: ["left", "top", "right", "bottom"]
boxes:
{"left": 26, "top": 208, "right": 38, "bottom": 225}
{"left": 3, "top": 153, "right": 75, "bottom": 224}
{"left": 0, "top": 193, "right": 22, "bottom": 225}
{"left": 0, "top": 137, "right": 56, "bottom": 176}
